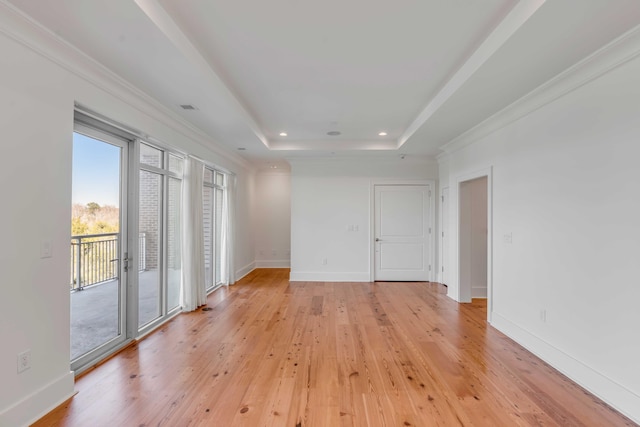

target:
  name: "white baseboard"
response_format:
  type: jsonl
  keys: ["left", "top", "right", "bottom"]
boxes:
{"left": 472, "top": 287, "right": 487, "bottom": 298}
{"left": 235, "top": 262, "right": 255, "bottom": 281}
{"left": 0, "top": 371, "right": 75, "bottom": 427}
{"left": 491, "top": 312, "right": 640, "bottom": 424}
{"left": 289, "top": 271, "right": 371, "bottom": 282}
{"left": 255, "top": 259, "right": 290, "bottom": 268}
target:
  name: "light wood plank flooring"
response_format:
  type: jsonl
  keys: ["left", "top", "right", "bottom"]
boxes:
{"left": 34, "top": 268, "right": 636, "bottom": 426}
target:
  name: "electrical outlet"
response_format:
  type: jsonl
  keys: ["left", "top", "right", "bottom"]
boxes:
{"left": 17, "top": 350, "right": 31, "bottom": 373}
{"left": 322, "top": 258, "right": 328, "bottom": 265}
{"left": 504, "top": 233, "right": 513, "bottom": 244}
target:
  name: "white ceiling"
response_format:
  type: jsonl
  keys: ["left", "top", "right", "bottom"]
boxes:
{"left": 7, "top": 0, "right": 640, "bottom": 166}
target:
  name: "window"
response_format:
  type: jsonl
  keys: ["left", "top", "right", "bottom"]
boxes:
{"left": 138, "top": 142, "right": 184, "bottom": 330}
{"left": 203, "top": 167, "right": 226, "bottom": 291}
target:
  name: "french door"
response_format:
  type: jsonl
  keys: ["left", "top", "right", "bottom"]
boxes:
{"left": 71, "top": 112, "right": 184, "bottom": 372}
{"left": 70, "top": 125, "right": 130, "bottom": 372}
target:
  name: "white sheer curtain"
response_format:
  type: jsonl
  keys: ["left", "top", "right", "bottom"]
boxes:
{"left": 221, "top": 174, "right": 236, "bottom": 285}
{"left": 181, "top": 156, "right": 207, "bottom": 311}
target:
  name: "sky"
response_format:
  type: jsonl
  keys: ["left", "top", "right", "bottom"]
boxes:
{"left": 72, "top": 132, "right": 121, "bottom": 207}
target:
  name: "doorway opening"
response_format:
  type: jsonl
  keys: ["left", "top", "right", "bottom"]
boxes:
{"left": 460, "top": 176, "right": 488, "bottom": 298}
{"left": 456, "top": 169, "right": 492, "bottom": 321}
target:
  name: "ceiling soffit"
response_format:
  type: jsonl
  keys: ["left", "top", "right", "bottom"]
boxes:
{"left": 141, "top": 0, "right": 529, "bottom": 152}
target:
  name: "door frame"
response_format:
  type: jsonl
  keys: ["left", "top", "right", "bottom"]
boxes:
{"left": 71, "top": 123, "right": 134, "bottom": 373}
{"left": 439, "top": 186, "right": 449, "bottom": 285}
{"left": 451, "top": 167, "right": 493, "bottom": 322}
{"left": 369, "top": 179, "right": 436, "bottom": 282}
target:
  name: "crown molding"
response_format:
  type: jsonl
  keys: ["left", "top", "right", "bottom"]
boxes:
{"left": 398, "top": 0, "right": 546, "bottom": 148}
{"left": 254, "top": 169, "right": 292, "bottom": 177}
{"left": 286, "top": 154, "right": 438, "bottom": 164}
{"left": 0, "top": 0, "right": 254, "bottom": 172}
{"left": 439, "top": 23, "right": 640, "bottom": 156}
{"left": 269, "top": 139, "right": 398, "bottom": 151}
{"left": 133, "top": 0, "right": 270, "bottom": 150}
{"left": 436, "top": 151, "right": 450, "bottom": 163}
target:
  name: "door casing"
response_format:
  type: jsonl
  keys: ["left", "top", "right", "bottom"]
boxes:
{"left": 370, "top": 180, "right": 435, "bottom": 282}
{"left": 439, "top": 187, "right": 449, "bottom": 285}
{"left": 451, "top": 167, "right": 493, "bottom": 323}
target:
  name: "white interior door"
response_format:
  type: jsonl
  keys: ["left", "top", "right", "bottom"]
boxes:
{"left": 374, "top": 185, "right": 431, "bottom": 281}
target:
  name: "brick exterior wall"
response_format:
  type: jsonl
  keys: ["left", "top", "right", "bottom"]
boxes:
{"left": 139, "top": 169, "right": 160, "bottom": 270}
{"left": 139, "top": 151, "right": 183, "bottom": 273}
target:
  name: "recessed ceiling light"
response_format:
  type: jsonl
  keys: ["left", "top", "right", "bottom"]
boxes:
{"left": 237, "top": 147, "right": 246, "bottom": 151}
{"left": 279, "top": 132, "right": 287, "bottom": 137}
{"left": 327, "top": 131, "right": 341, "bottom": 136}
{"left": 378, "top": 131, "right": 387, "bottom": 136}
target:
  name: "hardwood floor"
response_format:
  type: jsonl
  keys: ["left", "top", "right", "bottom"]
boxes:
{"left": 34, "top": 269, "right": 636, "bottom": 426}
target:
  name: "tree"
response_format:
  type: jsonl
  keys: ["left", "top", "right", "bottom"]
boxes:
{"left": 86, "top": 202, "right": 101, "bottom": 216}
{"left": 71, "top": 217, "right": 88, "bottom": 236}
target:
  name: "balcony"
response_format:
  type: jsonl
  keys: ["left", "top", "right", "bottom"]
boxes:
{"left": 70, "top": 232, "right": 147, "bottom": 291}
{"left": 70, "top": 232, "right": 163, "bottom": 360}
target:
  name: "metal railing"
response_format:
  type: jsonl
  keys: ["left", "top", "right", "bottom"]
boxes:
{"left": 70, "top": 232, "right": 147, "bottom": 291}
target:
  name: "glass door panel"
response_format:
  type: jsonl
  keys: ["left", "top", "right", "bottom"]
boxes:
{"left": 138, "top": 170, "right": 162, "bottom": 327}
{"left": 215, "top": 187, "right": 224, "bottom": 285}
{"left": 203, "top": 186, "right": 214, "bottom": 291}
{"left": 70, "top": 130, "right": 127, "bottom": 368}
{"left": 167, "top": 176, "right": 182, "bottom": 311}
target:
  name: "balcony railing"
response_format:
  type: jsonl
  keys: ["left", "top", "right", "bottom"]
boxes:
{"left": 70, "top": 232, "right": 146, "bottom": 291}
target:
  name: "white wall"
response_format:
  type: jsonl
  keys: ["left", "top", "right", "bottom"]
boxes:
{"left": 440, "top": 34, "right": 640, "bottom": 422}
{"left": 254, "top": 170, "right": 291, "bottom": 268}
{"left": 290, "top": 158, "right": 438, "bottom": 282}
{"left": 0, "top": 9, "right": 255, "bottom": 426}
{"left": 233, "top": 171, "right": 257, "bottom": 280}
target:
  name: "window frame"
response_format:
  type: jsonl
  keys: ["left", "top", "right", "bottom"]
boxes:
{"left": 203, "top": 166, "right": 227, "bottom": 292}
{"left": 137, "top": 140, "right": 185, "bottom": 334}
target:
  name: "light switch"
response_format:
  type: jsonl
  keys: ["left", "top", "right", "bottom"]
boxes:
{"left": 40, "top": 240, "right": 53, "bottom": 258}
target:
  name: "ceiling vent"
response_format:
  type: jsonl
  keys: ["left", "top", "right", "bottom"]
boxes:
{"left": 179, "top": 104, "right": 198, "bottom": 110}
